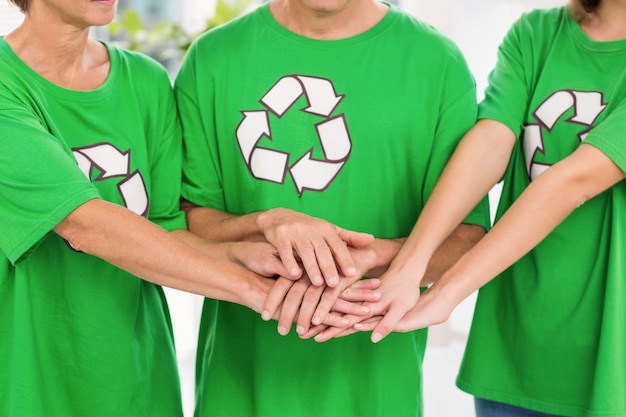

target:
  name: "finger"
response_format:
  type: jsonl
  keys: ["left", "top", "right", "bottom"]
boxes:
{"left": 298, "top": 323, "right": 329, "bottom": 340}
{"left": 339, "top": 288, "right": 381, "bottom": 303}
{"left": 320, "top": 312, "right": 350, "bottom": 329}
{"left": 260, "top": 254, "right": 291, "bottom": 279}
{"left": 313, "top": 322, "right": 353, "bottom": 342}
{"left": 330, "top": 326, "right": 363, "bottom": 339}
{"left": 340, "top": 280, "right": 381, "bottom": 303}
{"left": 295, "top": 284, "right": 325, "bottom": 335}
{"left": 347, "top": 278, "right": 380, "bottom": 290}
{"left": 262, "top": 277, "right": 295, "bottom": 321}
{"left": 275, "top": 242, "right": 302, "bottom": 279}
{"left": 370, "top": 303, "right": 409, "bottom": 343}
{"left": 336, "top": 227, "right": 375, "bottom": 248}
{"left": 293, "top": 240, "right": 324, "bottom": 286}
{"left": 330, "top": 299, "right": 371, "bottom": 316}
{"left": 311, "top": 237, "right": 341, "bottom": 288}
{"left": 324, "top": 232, "right": 357, "bottom": 279}
{"left": 353, "top": 316, "right": 383, "bottom": 332}
{"left": 313, "top": 313, "right": 362, "bottom": 342}
{"left": 277, "top": 280, "right": 310, "bottom": 336}
{"left": 310, "top": 286, "right": 341, "bottom": 326}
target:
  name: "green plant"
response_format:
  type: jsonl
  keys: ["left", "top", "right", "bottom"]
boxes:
{"left": 105, "top": 0, "right": 253, "bottom": 64}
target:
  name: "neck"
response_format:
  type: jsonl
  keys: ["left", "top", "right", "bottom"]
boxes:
{"left": 5, "top": 12, "right": 109, "bottom": 90}
{"left": 580, "top": 0, "right": 626, "bottom": 41}
{"left": 269, "top": 0, "right": 388, "bottom": 40}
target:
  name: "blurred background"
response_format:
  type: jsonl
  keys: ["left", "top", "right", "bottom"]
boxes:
{"left": 1, "top": 0, "right": 566, "bottom": 415}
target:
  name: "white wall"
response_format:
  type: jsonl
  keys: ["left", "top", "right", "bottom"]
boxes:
{"left": 0, "top": 1, "right": 24, "bottom": 35}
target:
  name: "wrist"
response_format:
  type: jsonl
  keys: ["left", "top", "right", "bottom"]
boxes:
{"left": 255, "top": 208, "right": 282, "bottom": 235}
{"left": 234, "top": 272, "right": 273, "bottom": 314}
{"left": 366, "top": 238, "right": 404, "bottom": 277}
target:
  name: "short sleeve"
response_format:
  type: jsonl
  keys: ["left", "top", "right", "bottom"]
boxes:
{"left": 175, "top": 43, "right": 227, "bottom": 211}
{"left": 0, "top": 102, "right": 100, "bottom": 264}
{"left": 478, "top": 14, "right": 532, "bottom": 137}
{"left": 583, "top": 99, "right": 626, "bottom": 172}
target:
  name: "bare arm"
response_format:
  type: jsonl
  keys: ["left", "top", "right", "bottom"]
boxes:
{"left": 55, "top": 199, "right": 273, "bottom": 313}
{"left": 390, "top": 119, "right": 515, "bottom": 278}
{"left": 396, "top": 143, "right": 626, "bottom": 332}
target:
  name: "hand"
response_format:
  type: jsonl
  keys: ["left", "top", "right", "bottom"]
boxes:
{"left": 263, "top": 275, "right": 381, "bottom": 336}
{"left": 227, "top": 241, "right": 290, "bottom": 278}
{"left": 317, "top": 280, "right": 459, "bottom": 343}
{"left": 394, "top": 284, "right": 456, "bottom": 332}
{"left": 311, "top": 265, "right": 424, "bottom": 343}
{"left": 257, "top": 208, "right": 374, "bottom": 287}
{"left": 262, "top": 244, "right": 383, "bottom": 334}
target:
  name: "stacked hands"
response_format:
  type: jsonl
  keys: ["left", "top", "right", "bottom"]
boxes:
{"left": 229, "top": 208, "right": 448, "bottom": 344}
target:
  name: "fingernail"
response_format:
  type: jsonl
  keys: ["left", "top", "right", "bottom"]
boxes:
{"left": 372, "top": 332, "right": 383, "bottom": 343}
{"left": 296, "top": 325, "right": 305, "bottom": 334}
{"left": 354, "top": 323, "right": 363, "bottom": 329}
{"left": 340, "top": 318, "right": 349, "bottom": 326}
{"left": 262, "top": 310, "right": 271, "bottom": 321}
{"left": 313, "top": 275, "right": 323, "bottom": 285}
{"left": 329, "top": 276, "right": 339, "bottom": 286}
{"left": 361, "top": 306, "right": 370, "bottom": 313}
{"left": 373, "top": 291, "right": 382, "bottom": 299}
{"left": 346, "top": 267, "right": 356, "bottom": 276}
{"left": 278, "top": 326, "right": 288, "bottom": 336}
{"left": 312, "top": 316, "right": 321, "bottom": 325}
{"left": 290, "top": 267, "right": 300, "bottom": 277}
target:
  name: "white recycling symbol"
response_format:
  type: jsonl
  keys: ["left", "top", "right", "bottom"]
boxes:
{"left": 236, "top": 75, "right": 352, "bottom": 195}
{"left": 523, "top": 90, "right": 606, "bottom": 180}
{"left": 72, "top": 143, "right": 149, "bottom": 216}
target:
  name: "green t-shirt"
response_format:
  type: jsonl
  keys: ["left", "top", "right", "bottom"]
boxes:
{"left": 457, "top": 7, "right": 626, "bottom": 417}
{"left": 0, "top": 39, "right": 187, "bottom": 416}
{"left": 176, "top": 4, "right": 490, "bottom": 417}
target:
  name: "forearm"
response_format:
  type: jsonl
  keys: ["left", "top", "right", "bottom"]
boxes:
{"left": 362, "top": 238, "right": 405, "bottom": 277}
{"left": 420, "top": 223, "right": 486, "bottom": 285}
{"left": 170, "top": 228, "right": 234, "bottom": 261}
{"left": 390, "top": 119, "right": 514, "bottom": 275}
{"left": 434, "top": 144, "right": 625, "bottom": 305}
{"left": 55, "top": 199, "right": 272, "bottom": 312}
{"left": 181, "top": 198, "right": 265, "bottom": 242}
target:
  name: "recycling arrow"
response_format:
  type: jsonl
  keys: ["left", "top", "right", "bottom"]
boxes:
{"left": 524, "top": 90, "right": 606, "bottom": 180}
{"left": 73, "top": 143, "right": 149, "bottom": 216}
{"left": 237, "top": 74, "right": 351, "bottom": 195}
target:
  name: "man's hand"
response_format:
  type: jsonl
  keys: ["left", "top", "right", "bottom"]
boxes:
{"left": 257, "top": 208, "right": 374, "bottom": 287}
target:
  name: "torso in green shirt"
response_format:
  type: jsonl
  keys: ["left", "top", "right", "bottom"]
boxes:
{"left": 0, "top": 40, "right": 186, "bottom": 417}
{"left": 176, "top": 4, "right": 489, "bottom": 417}
{"left": 457, "top": 8, "right": 626, "bottom": 417}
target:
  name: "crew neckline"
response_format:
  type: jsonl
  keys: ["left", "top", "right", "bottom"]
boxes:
{"left": 257, "top": 2, "right": 398, "bottom": 47}
{"left": 566, "top": 9, "right": 626, "bottom": 52}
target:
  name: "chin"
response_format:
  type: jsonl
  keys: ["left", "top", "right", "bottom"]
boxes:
{"left": 88, "top": 9, "right": 117, "bottom": 27}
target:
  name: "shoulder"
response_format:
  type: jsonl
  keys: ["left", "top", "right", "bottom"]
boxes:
{"left": 386, "top": 6, "right": 467, "bottom": 64}
{"left": 189, "top": 5, "right": 260, "bottom": 53}
{"left": 508, "top": 6, "right": 570, "bottom": 43}
{"left": 106, "top": 43, "right": 172, "bottom": 85}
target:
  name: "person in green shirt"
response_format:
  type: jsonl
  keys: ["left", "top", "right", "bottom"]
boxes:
{"left": 0, "top": 0, "right": 377, "bottom": 415}
{"left": 175, "top": 1, "right": 490, "bottom": 416}
{"left": 331, "top": 0, "right": 626, "bottom": 416}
